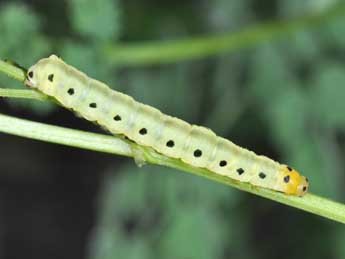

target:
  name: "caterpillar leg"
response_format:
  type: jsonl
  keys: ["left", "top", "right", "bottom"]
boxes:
{"left": 128, "top": 141, "right": 147, "bottom": 167}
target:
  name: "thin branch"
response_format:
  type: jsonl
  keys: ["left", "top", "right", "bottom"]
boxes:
{"left": 0, "top": 59, "right": 26, "bottom": 81}
{"left": 0, "top": 88, "right": 47, "bottom": 101}
{"left": 0, "top": 112, "right": 344, "bottom": 224}
{"left": 0, "top": 113, "right": 132, "bottom": 156}
{"left": 104, "top": 3, "right": 345, "bottom": 66}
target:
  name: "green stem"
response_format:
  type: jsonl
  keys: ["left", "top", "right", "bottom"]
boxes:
{"left": 0, "top": 59, "right": 26, "bottom": 81}
{"left": 0, "top": 113, "right": 132, "bottom": 156}
{"left": 0, "top": 88, "right": 47, "bottom": 101}
{"left": 0, "top": 112, "right": 344, "bottom": 223}
{"left": 104, "top": 3, "right": 345, "bottom": 66}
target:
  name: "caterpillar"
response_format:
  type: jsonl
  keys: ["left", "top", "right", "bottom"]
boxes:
{"left": 25, "top": 55, "right": 309, "bottom": 196}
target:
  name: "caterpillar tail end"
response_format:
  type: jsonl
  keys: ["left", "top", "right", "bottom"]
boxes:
{"left": 296, "top": 176, "right": 309, "bottom": 196}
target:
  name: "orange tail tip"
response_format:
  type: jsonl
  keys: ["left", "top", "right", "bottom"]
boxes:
{"left": 281, "top": 165, "right": 309, "bottom": 196}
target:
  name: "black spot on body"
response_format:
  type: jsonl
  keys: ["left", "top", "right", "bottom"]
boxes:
{"left": 259, "top": 172, "right": 266, "bottom": 179}
{"left": 237, "top": 168, "right": 244, "bottom": 175}
{"left": 48, "top": 74, "right": 54, "bottom": 82}
{"left": 28, "top": 71, "right": 33, "bottom": 78}
{"left": 139, "top": 128, "right": 147, "bottom": 135}
{"left": 219, "top": 160, "right": 227, "bottom": 167}
{"left": 89, "top": 103, "right": 97, "bottom": 108}
{"left": 284, "top": 175, "right": 290, "bottom": 183}
{"left": 306, "top": 177, "right": 309, "bottom": 183}
{"left": 67, "top": 88, "right": 75, "bottom": 95}
{"left": 166, "top": 140, "right": 174, "bottom": 147}
{"left": 114, "top": 115, "right": 121, "bottom": 121}
{"left": 193, "top": 149, "right": 202, "bottom": 157}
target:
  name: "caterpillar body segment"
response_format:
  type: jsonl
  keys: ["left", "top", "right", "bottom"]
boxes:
{"left": 25, "top": 55, "right": 309, "bottom": 196}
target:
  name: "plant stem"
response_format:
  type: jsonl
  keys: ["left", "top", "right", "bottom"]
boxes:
{"left": 104, "top": 3, "right": 345, "bottom": 66}
{"left": 0, "top": 112, "right": 344, "bottom": 223}
{"left": 0, "top": 113, "right": 132, "bottom": 156}
{"left": 0, "top": 88, "right": 47, "bottom": 101}
{"left": 0, "top": 59, "right": 26, "bottom": 81}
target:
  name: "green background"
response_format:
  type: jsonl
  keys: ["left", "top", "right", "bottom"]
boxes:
{"left": 0, "top": 0, "right": 344, "bottom": 258}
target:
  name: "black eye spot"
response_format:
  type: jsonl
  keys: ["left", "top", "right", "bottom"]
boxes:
{"left": 89, "top": 103, "right": 97, "bottom": 108}
{"left": 237, "top": 168, "right": 244, "bottom": 175}
{"left": 193, "top": 149, "right": 202, "bottom": 157}
{"left": 284, "top": 175, "right": 290, "bottom": 183}
{"left": 259, "top": 172, "right": 266, "bottom": 179}
{"left": 139, "top": 128, "right": 147, "bottom": 135}
{"left": 219, "top": 160, "right": 227, "bottom": 167}
{"left": 287, "top": 166, "right": 292, "bottom": 171}
{"left": 48, "top": 74, "right": 54, "bottom": 82}
{"left": 28, "top": 71, "right": 33, "bottom": 78}
{"left": 166, "top": 140, "right": 174, "bottom": 147}
{"left": 113, "top": 115, "right": 121, "bottom": 121}
{"left": 303, "top": 186, "right": 307, "bottom": 192}
{"left": 67, "top": 88, "right": 75, "bottom": 95}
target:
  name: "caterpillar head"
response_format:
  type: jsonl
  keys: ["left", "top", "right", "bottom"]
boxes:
{"left": 25, "top": 55, "right": 61, "bottom": 95}
{"left": 25, "top": 66, "right": 39, "bottom": 89}
{"left": 281, "top": 165, "right": 309, "bottom": 196}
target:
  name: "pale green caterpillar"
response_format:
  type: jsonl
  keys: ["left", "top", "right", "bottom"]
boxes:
{"left": 25, "top": 55, "right": 309, "bottom": 196}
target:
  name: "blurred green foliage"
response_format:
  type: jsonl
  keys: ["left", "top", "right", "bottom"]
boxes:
{"left": 69, "top": 0, "right": 121, "bottom": 41}
{"left": 88, "top": 165, "right": 249, "bottom": 259}
{"left": 1, "top": 0, "right": 345, "bottom": 258}
{"left": 0, "top": 3, "right": 51, "bottom": 113}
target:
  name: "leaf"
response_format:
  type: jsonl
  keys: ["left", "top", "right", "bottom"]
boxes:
{"left": 159, "top": 207, "right": 226, "bottom": 259}
{"left": 68, "top": 0, "right": 121, "bottom": 41}
{"left": 321, "top": 15, "right": 345, "bottom": 48}
{"left": 88, "top": 164, "right": 237, "bottom": 259}
{"left": 249, "top": 43, "right": 294, "bottom": 103}
{"left": 205, "top": 52, "right": 249, "bottom": 135}
{"left": 280, "top": 29, "right": 321, "bottom": 64}
{"left": 203, "top": 0, "right": 252, "bottom": 32}
{"left": 268, "top": 84, "right": 308, "bottom": 151}
{"left": 278, "top": 0, "right": 337, "bottom": 17}
{"left": 310, "top": 62, "right": 345, "bottom": 129}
